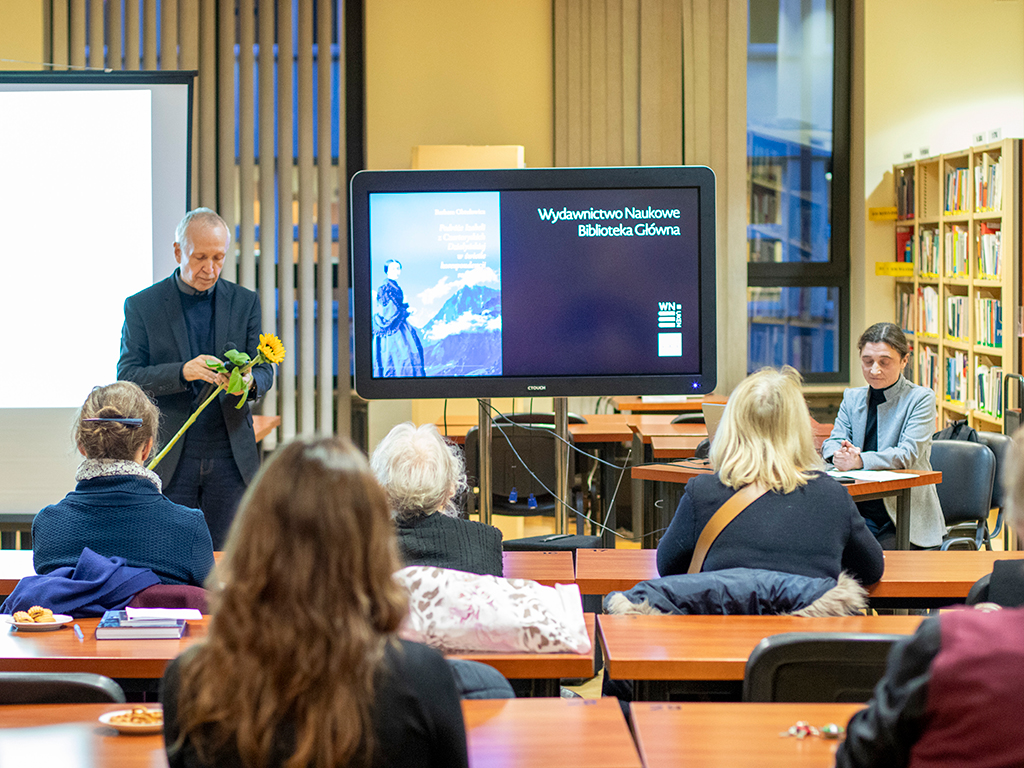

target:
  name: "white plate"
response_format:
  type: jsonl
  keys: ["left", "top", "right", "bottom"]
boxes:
{"left": 2, "top": 613, "right": 74, "bottom": 632}
{"left": 99, "top": 707, "right": 164, "bottom": 734}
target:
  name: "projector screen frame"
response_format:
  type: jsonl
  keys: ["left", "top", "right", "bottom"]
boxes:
{"left": 350, "top": 165, "right": 717, "bottom": 400}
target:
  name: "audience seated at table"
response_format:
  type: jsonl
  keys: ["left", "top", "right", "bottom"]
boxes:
{"left": 656, "top": 367, "right": 884, "bottom": 587}
{"left": 371, "top": 422, "right": 504, "bottom": 577}
{"left": 160, "top": 435, "right": 469, "bottom": 768}
{"left": 32, "top": 382, "right": 214, "bottom": 586}
{"left": 821, "top": 322, "right": 943, "bottom": 549}
{"left": 836, "top": 426, "right": 1024, "bottom": 768}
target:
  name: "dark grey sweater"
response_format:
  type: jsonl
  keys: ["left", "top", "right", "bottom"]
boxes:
{"left": 395, "top": 513, "right": 504, "bottom": 577}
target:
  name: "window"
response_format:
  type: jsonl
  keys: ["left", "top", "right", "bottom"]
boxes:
{"left": 746, "top": 0, "right": 850, "bottom": 381}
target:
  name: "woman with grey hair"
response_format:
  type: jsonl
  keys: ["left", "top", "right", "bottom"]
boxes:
{"left": 836, "top": 427, "right": 1024, "bottom": 767}
{"left": 371, "top": 422, "right": 503, "bottom": 577}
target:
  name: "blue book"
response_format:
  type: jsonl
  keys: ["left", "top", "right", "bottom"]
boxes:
{"left": 95, "top": 610, "right": 186, "bottom": 640}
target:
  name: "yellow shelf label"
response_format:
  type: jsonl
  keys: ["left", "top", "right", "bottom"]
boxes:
{"left": 875, "top": 262, "right": 914, "bottom": 276}
{"left": 868, "top": 206, "right": 898, "bottom": 221}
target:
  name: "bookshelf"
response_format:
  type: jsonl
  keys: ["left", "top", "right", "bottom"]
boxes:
{"left": 893, "top": 139, "right": 1020, "bottom": 432}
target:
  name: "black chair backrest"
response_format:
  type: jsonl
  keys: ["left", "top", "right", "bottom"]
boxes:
{"left": 465, "top": 422, "right": 575, "bottom": 503}
{"left": 494, "top": 412, "right": 587, "bottom": 426}
{"left": 743, "top": 632, "right": 902, "bottom": 703}
{"left": 0, "top": 672, "right": 126, "bottom": 705}
{"left": 671, "top": 413, "right": 705, "bottom": 424}
{"left": 930, "top": 440, "right": 996, "bottom": 526}
{"left": 975, "top": 431, "right": 1011, "bottom": 510}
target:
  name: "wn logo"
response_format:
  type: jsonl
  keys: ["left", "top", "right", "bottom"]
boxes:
{"left": 657, "top": 301, "right": 681, "bottom": 329}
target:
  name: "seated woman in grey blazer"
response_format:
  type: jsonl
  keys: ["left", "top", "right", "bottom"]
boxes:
{"left": 821, "top": 322, "right": 943, "bottom": 549}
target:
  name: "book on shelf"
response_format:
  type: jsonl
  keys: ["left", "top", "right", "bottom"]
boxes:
{"left": 975, "top": 154, "right": 1003, "bottom": 211}
{"left": 944, "top": 226, "right": 968, "bottom": 276}
{"left": 974, "top": 297, "right": 1003, "bottom": 347}
{"left": 918, "top": 229, "right": 939, "bottom": 274}
{"left": 95, "top": 610, "right": 187, "bottom": 640}
{"left": 918, "top": 286, "right": 939, "bottom": 335}
{"left": 945, "top": 167, "right": 970, "bottom": 213}
{"left": 978, "top": 221, "right": 1001, "bottom": 277}
{"left": 976, "top": 364, "right": 1004, "bottom": 418}
{"left": 897, "top": 170, "right": 915, "bottom": 219}
{"left": 896, "top": 228, "right": 914, "bottom": 263}
{"left": 897, "top": 290, "right": 915, "bottom": 333}
{"left": 945, "top": 295, "right": 967, "bottom": 341}
{"left": 917, "top": 345, "right": 939, "bottom": 392}
{"left": 945, "top": 350, "right": 968, "bottom": 403}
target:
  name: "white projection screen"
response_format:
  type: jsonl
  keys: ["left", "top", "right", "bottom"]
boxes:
{"left": 0, "top": 72, "right": 193, "bottom": 518}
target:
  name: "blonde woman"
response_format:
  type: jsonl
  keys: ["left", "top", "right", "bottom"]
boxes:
{"left": 160, "top": 436, "right": 468, "bottom": 767}
{"left": 656, "top": 367, "right": 884, "bottom": 585}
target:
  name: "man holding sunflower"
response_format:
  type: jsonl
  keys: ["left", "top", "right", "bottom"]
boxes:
{"left": 117, "top": 208, "right": 277, "bottom": 548}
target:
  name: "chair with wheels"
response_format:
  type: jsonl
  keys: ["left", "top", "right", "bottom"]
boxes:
{"left": 0, "top": 672, "right": 126, "bottom": 705}
{"left": 742, "top": 632, "right": 902, "bottom": 703}
{"left": 930, "top": 440, "right": 996, "bottom": 550}
{"left": 975, "top": 431, "right": 1012, "bottom": 549}
{"left": 464, "top": 413, "right": 601, "bottom": 552}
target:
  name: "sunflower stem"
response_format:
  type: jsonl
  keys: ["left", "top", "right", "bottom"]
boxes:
{"left": 146, "top": 383, "right": 226, "bottom": 471}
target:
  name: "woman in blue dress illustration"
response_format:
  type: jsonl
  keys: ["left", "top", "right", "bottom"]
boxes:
{"left": 373, "top": 259, "right": 426, "bottom": 377}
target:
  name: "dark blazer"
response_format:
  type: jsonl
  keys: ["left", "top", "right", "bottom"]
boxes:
{"left": 117, "top": 274, "right": 274, "bottom": 485}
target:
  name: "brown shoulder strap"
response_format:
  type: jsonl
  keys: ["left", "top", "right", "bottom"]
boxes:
{"left": 687, "top": 482, "right": 768, "bottom": 574}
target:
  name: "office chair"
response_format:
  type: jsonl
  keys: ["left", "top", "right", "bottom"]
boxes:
{"left": 743, "top": 632, "right": 902, "bottom": 703}
{"left": 670, "top": 413, "right": 705, "bottom": 424}
{"left": 975, "top": 431, "right": 1012, "bottom": 549}
{"left": 0, "top": 672, "right": 126, "bottom": 705}
{"left": 930, "top": 440, "right": 996, "bottom": 550}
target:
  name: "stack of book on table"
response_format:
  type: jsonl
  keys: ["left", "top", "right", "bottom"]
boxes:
{"left": 96, "top": 608, "right": 200, "bottom": 639}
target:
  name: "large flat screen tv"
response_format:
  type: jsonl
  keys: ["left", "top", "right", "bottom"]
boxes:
{"left": 350, "top": 166, "right": 716, "bottom": 400}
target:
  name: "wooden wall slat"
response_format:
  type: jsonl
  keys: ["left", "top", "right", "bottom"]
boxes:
{"left": 69, "top": 2, "right": 85, "bottom": 68}
{"left": 589, "top": 0, "right": 606, "bottom": 165}
{"left": 238, "top": 0, "right": 256, "bottom": 290}
{"left": 605, "top": 0, "right": 623, "bottom": 166}
{"left": 297, "top": 0, "right": 316, "bottom": 435}
{"left": 257, "top": 0, "right": 279, "bottom": 446}
{"left": 316, "top": 0, "right": 336, "bottom": 436}
{"left": 553, "top": 0, "right": 569, "bottom": 167}
{"left": 638, "top": 0, "right": 659, "bottom": 165}
{"left": 178, "top": 0, "right": 198, "bottom": 209}
{"left": 690, "top": 0, "right": 711, "bottom": 164}
{"left": 106, "top": 0, "right": 122, "bottom": 70}
{"left": 682, "top": 0, "right": 695, "bottom": 161}
{"left": 334, "top": 0, "right": 351, "bottom": 438}
{"left": 88, "top": 0, "right": 103, "bottom": 69}
{"left": 659, "top": 0, "right": 682, "bottom": 165}
{"left": 276, "top": 0, "right": 296, "bottom": 442}
{"left": 142, "top": 0, "right": 157, "bottom": 70}
{"left": 621, "top": 0, "right": 639, "bottom": 165}
{"left": 197, "top": 0, "right": 216, "bottom": 206}
{"left": 566, "top": 0, "right": 582, "bottom": 167}
{"left": 50, "top": 0, "right": 69, "bottom": 69}
{"left": 124, "top": 0, "right": 139, "bottom": 70}
{"left": 161, "top": 0, "right": 177, "bottom": 70}
{"left": 217, "top": 0, "right": 236, "bottom": 276}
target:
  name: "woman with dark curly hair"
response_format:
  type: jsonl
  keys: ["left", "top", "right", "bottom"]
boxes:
{"left": 160, "top": 436, "right": 468, "bottom": 768}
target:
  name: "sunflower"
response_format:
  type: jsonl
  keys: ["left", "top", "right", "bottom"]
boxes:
{"left": 258, "top": 333, "right": 286, "bottom": 364}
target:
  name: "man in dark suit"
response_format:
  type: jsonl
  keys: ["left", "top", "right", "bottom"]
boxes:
{"left": 118, "top": 208, "right": 274, "bottom": 548}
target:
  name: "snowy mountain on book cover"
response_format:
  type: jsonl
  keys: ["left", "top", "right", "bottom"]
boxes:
{"left": 419, "top": 285, "right": 502, "bottom": 376}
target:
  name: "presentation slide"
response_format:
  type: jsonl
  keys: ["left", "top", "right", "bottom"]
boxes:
{"left": 0, "top": 89, "right": 154, "bottom": 407}
{"left": 368, "top": 187, "right": 701, "bottom": 379}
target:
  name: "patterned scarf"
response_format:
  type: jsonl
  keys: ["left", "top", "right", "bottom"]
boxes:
{"left": 76, "top": 458, "right": 162, "bottom": 493}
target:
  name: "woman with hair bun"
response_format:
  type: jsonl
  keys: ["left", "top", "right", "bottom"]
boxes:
{"left": 32, "top": 382, "right": 214, "bottom": 586}
{"left": 160, "top": 435, "right": 468, "bottom": 768}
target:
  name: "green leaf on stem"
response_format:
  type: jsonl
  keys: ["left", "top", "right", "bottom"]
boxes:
{"left": 227, "top": 368, "right": 244, "bottom": 395}
{"left": 225, "top": 349, "right": 250, "bottom": 367}
{"left": 234, "top": 387, "right": 249, "bottom": 410}
{"left": 205, "top": 360, "right": 228, "bottom": 373}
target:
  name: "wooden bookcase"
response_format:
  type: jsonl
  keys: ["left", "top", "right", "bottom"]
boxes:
{"left": 893, "top": 139, "right": 1021, "bottom": 432}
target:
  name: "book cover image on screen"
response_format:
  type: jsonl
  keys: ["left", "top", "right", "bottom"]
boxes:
{"left": 367, "top": 187, "right": 701, "bottom": 381}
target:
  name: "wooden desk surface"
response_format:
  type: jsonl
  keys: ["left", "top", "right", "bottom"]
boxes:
{"left": 574, "top": 548, "right": 1024, "bottom": 598}
{"left": 448, "top": 614, "right": 596, "bottom": 680}
{"left": 252, "top": 414, "right": 281, "bottom": 443}
{"left": 0, "top": 549, "right": 573, "bottom": 594}
{"left": 0, "top": 703, "right": 168, "bottom": 768}
{"left": 649, "top": 435, "right": 706, "bottom": 459}
{"left": 631, "top": 701, "right": 863, "bottom": 768}
{"left": 502, "top": 550, "right": 576, "bottom": 586}
{"left": 464, "top": 697, "right": 641, "bottom": 768}
{"left": 612, "top": 396, "right": 727, "bottom": 413}
{"left": 598, "top": 614, "right": 923, "bottom": 681}
{"left": 0, "top": 612, "right": 594, "bottom": 682}
{"left": 438, "top": 418, "right": 633, "bottom": 445}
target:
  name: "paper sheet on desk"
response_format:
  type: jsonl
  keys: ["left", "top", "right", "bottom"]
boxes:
{"left": 827, "top": 469, "right": 918, "bottom": 482}
{"left": 125, "top": 607, "right": 203, "bottom": 621}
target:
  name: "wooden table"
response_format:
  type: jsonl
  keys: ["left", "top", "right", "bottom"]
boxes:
{"left": 0, "top": 698, "right": 643, "bottom": 768}
{"left": 464, "top": 697, "right": 641, "bottom": 768}
{"left": 574, "top": 548, "right": 1024, "bottom": 606}
{"left": 632, "top": 465, "right": 942, "bottom": 551}
{"left": 0, "top": 549, "right": 574, "bottom": 595}
{"left": 649, "top": 435, "right": 707, "bottom": 459}
{"left": 598, "top": 613, "right": 923, "bottom": 699}
{"left": 0, "top": 613, "right": 595, "bottom": 694}
{"left": 611, "top": 396, "right": 727, "bottom": 413}
{"left": 0, "top": 703, "right": 168, "bottom": 767}
{"left": 631, "top": 701, "right": 863, "bottom": 767}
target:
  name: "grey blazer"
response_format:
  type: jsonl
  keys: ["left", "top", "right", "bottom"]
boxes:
{"left": 821, "top": 376, "right": 943, "bottom": 548}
